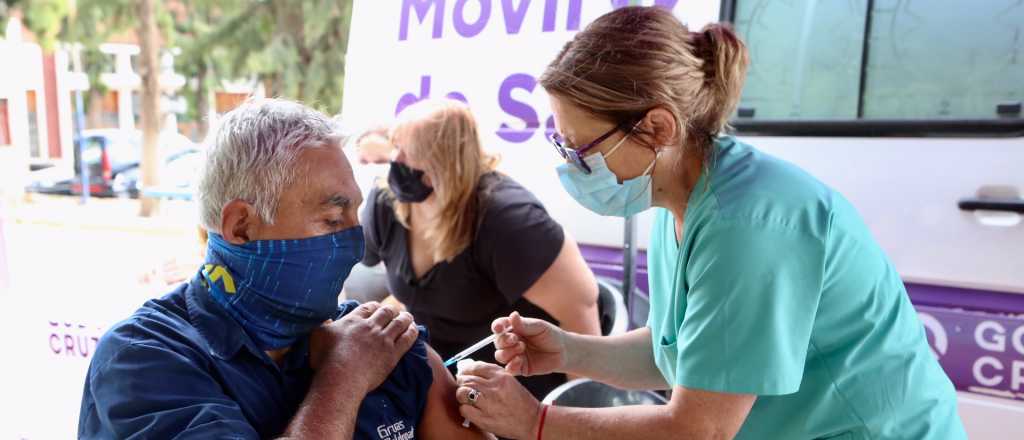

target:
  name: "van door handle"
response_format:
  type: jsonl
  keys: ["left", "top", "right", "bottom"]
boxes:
{"left": 958, "top": 198, "right": 1024, "bottom": 214}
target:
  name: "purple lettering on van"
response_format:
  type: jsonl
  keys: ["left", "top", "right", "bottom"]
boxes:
{"left": 454, "top": 0, "right": 491, "bottom": 37}
{"left": 396, "top": 76, "right": 432, "bottom": 116}
{"left": 501, "top": 0, "right": 531, "bottom": 34}
{"left": 497, "top": 73, "right": 540, "bottom": 143}
{"left": 566, "top": 0, "right": 582, "bottom": 30}
{"left": 445, "top": 91, "right": 469, "bottom": 104}
{"left": 611, "top": 0, "right": 678, "bottom": 10}
{"left": 400, "top": 0, "right": 445, "bottom": 41}
{"left": 656, "top": 0, "right": 679, "bottom": 10}
{"left": 542, "top": 0, "right": 556, "bottom": 31}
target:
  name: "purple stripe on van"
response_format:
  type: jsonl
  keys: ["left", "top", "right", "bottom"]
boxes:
{"left": 580, "top": 243, "right": 650, "bottom": 295}
{"left": 906, "top": 283, "right": 1024, "bottom": 316}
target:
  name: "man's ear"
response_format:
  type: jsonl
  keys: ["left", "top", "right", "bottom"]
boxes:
{"left": 220, "top": 200, "right": 259, "bottom": 244}
{"left": 638, "top": 107, "right": 679, "bottom": 147}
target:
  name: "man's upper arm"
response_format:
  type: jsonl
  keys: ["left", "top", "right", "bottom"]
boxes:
{"left": 83, "top": 342, "right": 258, "bottom": 439}
{"left": 417, "top": 347, "right": 495, "bottom": 440}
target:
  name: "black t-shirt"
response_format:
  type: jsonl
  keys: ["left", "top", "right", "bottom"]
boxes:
{"left": 361, "top": 172, "right": 567, "bottom": 398}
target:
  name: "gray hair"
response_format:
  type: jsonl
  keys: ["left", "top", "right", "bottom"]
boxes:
{"left": 198, "top": 98, "right": 344, "bottom": 233}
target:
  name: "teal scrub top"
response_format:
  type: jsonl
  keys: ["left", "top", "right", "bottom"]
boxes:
{"left": 647, "top": 137, "right": 966, "bottom": 439}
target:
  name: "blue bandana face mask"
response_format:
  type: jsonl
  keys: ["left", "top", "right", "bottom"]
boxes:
{"left": 556, "top": 133, "right": 658, "bottom": 218}
{"left": 201, "top": 226, "right": 365, "bottom": 350}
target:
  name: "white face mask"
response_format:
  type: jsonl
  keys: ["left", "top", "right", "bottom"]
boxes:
{"left": 556, "top": 133, "right": 657, "bottom": 218}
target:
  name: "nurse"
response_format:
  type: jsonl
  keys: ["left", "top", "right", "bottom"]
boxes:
{"left": 454, "top": 6, "right": 967, "bottom": 440}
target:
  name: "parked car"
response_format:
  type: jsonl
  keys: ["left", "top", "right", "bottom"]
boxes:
{"left": 26, "top": 128, "right": 197, "bottom": 198}
{"left": 112, "top": 147, "right": 202, "bottom": 200}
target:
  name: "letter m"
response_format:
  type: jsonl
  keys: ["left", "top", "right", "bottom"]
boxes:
{"left": 399, "top": 0, "right": 445, "bottom": 41}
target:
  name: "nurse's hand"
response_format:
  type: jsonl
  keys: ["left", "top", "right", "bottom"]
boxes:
{"left": 456, "top": 361, "right": 541, "bottom": 439}
{"left": 492, "top": 311, "right": 568, "bottom": 376}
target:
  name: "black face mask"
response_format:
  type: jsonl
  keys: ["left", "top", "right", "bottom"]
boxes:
{"left": 388, "top": 161, "right": 434, "bottom": 203}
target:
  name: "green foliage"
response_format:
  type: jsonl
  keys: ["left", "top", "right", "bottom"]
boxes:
{"left": 188, "top": 0, "right": 354, "bottom": 113}
{"left": 2, "top": 0, "right": 354, "bottom": 116}
{"left": 60, "top": 0, "right": 174, "bottom": 108}
{"left": 1, "top": 0, "right": 68, "bottom": 51}
{"left": 21, "top": 0, "right": 68, "bottom": 51}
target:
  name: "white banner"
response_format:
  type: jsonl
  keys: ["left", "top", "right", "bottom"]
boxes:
{"left": 341, "top": 0, "right": 721, "bottom": 248}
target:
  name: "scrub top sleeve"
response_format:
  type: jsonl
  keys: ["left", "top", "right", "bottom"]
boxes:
{"left": 476, "top": 201, "right": 565, "bottom": 305}
{"left": 85, "top": 342, "right": 259, "bottom": 439}
{"left": 674, "top": 221, "right": 825, "bottom": 396}
{"left": 360, "top": 186, "right": 389, "bottom": 267}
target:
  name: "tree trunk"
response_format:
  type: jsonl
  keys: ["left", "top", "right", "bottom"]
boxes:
{"left": 85, "top": 88, "right": 103, "bottom": 129}
{"left": 137, "top": 0, "right": 161, "bottom": 217}
{"left": 196, "top": 60, "right": 210, "bottom": 140}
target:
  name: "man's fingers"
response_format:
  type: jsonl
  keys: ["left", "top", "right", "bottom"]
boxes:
{"left": 395, "top": 322, "right": 419, "bottom": 353}
{"left": 353, "top": 301, "right": 381, "bottom": 318}
{"left": 383, "top": 311, "right": 414, "bottom": 341}
{"left": 369, "top": 304, "right": 398, "bottom": 328}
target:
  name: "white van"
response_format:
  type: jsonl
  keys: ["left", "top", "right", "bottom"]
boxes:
{"left": 341, "top": 1, "right": 1024, "bottom": 438}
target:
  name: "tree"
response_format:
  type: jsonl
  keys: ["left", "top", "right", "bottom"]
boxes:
{"left": 173, "top": 0, "right": 235, "bottom": 141}
{"left": 192, "top": 0, "right": 354, "bottom": 113}
{"left": 62, "top": 0, "right": 174, "bottom": 216}
{"left": 1, "top": 0, "right": 68, "bottom": 50}
{"left": 136, "top": 0, "right": 161, "bottom": 216}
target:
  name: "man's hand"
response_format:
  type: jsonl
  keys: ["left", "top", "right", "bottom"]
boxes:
{"left": 285, "top": 302, "right": 419, "bottom": 439}
{"left": 309, "top": 301, "right": 419, "bottom": 391}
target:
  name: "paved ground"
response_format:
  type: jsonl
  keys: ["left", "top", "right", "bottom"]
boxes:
{"left": 2, "top": 194, "right": 205, "bottom": 299}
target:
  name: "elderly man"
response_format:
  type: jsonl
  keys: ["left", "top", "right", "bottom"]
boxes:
{"left": 78, "top": 99, "right": 491, "bottom": 439}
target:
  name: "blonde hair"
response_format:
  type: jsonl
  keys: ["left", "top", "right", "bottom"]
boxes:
{"left": 386, "top": 99, "right": 500, "bottom": 263}
{"left": 539, "top": 6, "right": 749, "bottom": 156}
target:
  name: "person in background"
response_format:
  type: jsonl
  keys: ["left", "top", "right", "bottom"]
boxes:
{"left": 356, "top": 98, "right": 601, "bottom": 399}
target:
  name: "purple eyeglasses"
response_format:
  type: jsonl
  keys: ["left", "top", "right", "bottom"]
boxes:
{"left": 547, "top": 122, "right": 634, "bottom": 174}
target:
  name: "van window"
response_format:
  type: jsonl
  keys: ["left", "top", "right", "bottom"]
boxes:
{"left": 729, "top": 0, "right": 1024, "bottom": 124}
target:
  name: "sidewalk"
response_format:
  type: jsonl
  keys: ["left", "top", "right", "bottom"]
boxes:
{"left": 1, "top": 194, "right": 206, "bottom": 306}
{"left": 11, "top": 193, "right": 200, "bottom": 236}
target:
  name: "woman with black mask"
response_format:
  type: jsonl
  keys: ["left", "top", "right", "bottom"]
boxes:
{"left": 355, "top": 98, "right": 601, "bottom": 399}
